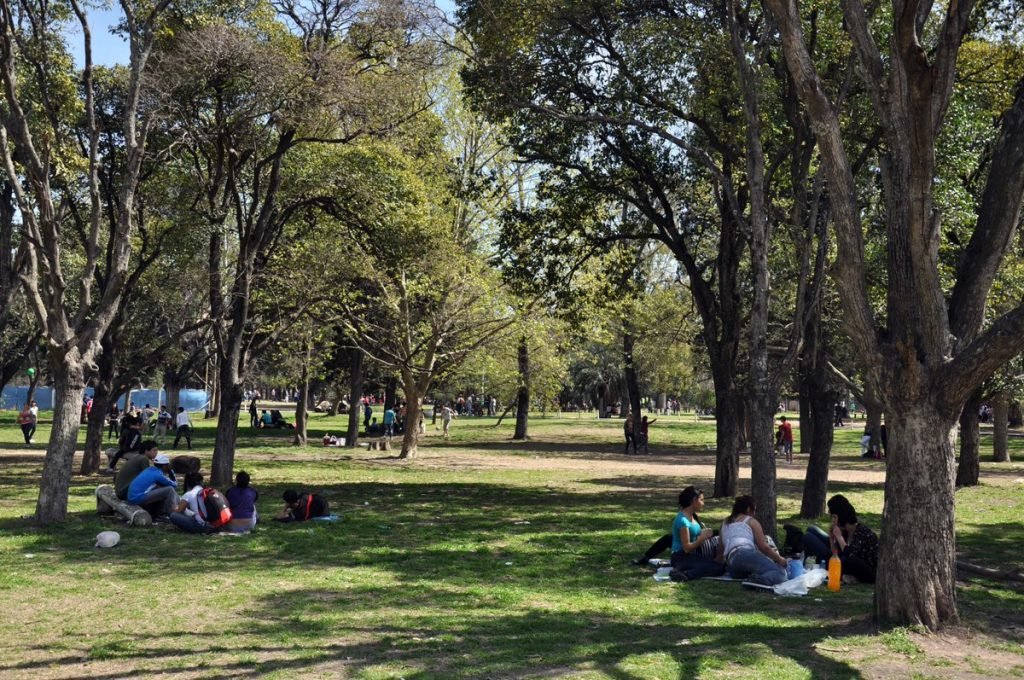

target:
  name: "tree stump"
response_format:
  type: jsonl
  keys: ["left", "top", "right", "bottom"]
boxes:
{"left": 95, "top": 484, "right": 152, "bottom": 526}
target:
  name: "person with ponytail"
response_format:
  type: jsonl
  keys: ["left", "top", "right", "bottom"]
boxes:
{"left": 717, "top": 495, "right": 788, "bottom": 586}
{"left": 667, "top": 486, "right": 725, "bottom": 582}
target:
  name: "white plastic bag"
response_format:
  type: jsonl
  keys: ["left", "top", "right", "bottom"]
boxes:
{"left": 803, "top": 567, "right": 827, "bottom": 589}
{"left": 774, "top": 576, "right": 809, "bottom": 597}
{"left": 95, "top": 531, "right": 120, "bottom": 548}
{"left": 653, "top": 566, "right": 673, "bottom": 582}
{"left": 773, "top": 567, "right": 827, "bottom": 596}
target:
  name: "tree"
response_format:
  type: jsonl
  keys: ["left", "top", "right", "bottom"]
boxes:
{"left": 462, "top": 1, "right": 830, "bottom": 509}
{"left": 763, "top": 0, "right": 1024, "bottom": 627}
{"left": 316, "top": 138, "right": 517, "bottom": 458}
{"left": 152, "top": 2, "right": 439, "bottom": 485}
{"left": 0, "top": 0, "right": 171, "bottom": 522}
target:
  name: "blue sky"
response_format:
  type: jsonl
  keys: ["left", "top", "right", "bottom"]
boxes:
{"left": 73, "top": 1, "right": 457, "bottom": 66}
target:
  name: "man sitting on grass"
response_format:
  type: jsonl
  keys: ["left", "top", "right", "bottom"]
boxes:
{"left": 127, "top": 453, "right": 179, "bottom": 521}
{"left": 275, "top": 490, "right": 330, "bottom": 522}
{"left": 114, "top": 440, "right": 160, "bottom": 501}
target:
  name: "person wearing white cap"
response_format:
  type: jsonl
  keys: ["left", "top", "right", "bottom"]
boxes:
{"left": 126, "top": 453, "right": 179, "bottom": 520}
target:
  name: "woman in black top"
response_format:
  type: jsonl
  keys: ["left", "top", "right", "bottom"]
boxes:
{"left": 801, "top": 494, "right": 879, "bottom": 583}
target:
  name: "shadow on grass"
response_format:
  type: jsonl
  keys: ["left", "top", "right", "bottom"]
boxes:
{"left": 0, "top": 593, "right": 871, "bottom": 679}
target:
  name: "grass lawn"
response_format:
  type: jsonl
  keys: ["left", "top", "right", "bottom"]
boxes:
{"left": 0, "top": 410, "right": 1022, "bottom": 678}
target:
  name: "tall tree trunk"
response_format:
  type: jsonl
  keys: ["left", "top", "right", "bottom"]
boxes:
{"left": 398, "top": 389, "right": 422, "bottom": 459}
{"left": 165, "top": 371, "right": 181, "bottom": 416}
{"left": 864, "top": 401, "right": 882, "bottom": 445}
{"left": 956, "top": 390, "right": 983, "bottom": 487}
{"left": 81, "top": 379, "right": 114, "bottom": 475}
{"left": 35, "top": 360, "right": 87, "bottom": 524}
{"left": 346, "top": 349, "right": 364, "bottom": 448}
{"left": 209, "top": 358, "right": 221, "bottom": 418}
{"left": 293, "top": 343, "right": 310, "bottom": 446}
{"left": 875, "top": 410, "right": 958, "bottom": 628}
{"left": 748, "top": 392, "right": 778, "bottom": 539}
{"left": 800, "top": 376, "right": 835, "bottom": 519}
{"left": 513, "top": 336, "right": 529, "bottom": 440}
{"left": 622, "top": 329, "right": 643, "bottom": 445}
{"left": 384, "top": 376, "right": 398, "bottom": 411}
{"left": 798, "top": 390, "right": 812, "bottom": 453}
{"left": 210, "top": 357, "right": 243, "bottom": 487}
{"left": 713, "top": 382, "right": 744, "bottom": 498}
{"left": 993, "top": 391, "right": 1010, "bottom": 462}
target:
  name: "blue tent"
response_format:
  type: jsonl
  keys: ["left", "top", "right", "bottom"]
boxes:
{"left": 1, "top": 386, "right": 209, "bottom": 412}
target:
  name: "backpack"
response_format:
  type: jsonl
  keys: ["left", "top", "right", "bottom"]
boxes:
{"left": 200, "top": 488, "right": 233, "bottom": 528}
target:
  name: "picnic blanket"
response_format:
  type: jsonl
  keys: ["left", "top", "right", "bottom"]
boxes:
{"left": 652, "top": 565, "right": 827, "bottom": 595}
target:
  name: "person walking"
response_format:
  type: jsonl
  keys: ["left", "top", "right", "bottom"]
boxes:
{"left": 248, "top": 397, "right": 259, "bottom": 428}
{"left": 777, "top": 416, "right": 794, "bottom": 463}
{"left": 441, "top": 403, "right": 455, "bottom": 439}
{"left": 173, "top": 407, "right": 193, "bottom": 450}
{"left": 639, "top": 415, "right": 657, "bottom": 454}
{"left": 623, "top": 412, "right": 636, "bottom": 455}
{"left": 18, "top": 403, "right": 34, "bottom": 444}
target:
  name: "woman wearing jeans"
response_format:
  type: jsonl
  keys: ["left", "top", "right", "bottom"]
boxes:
{"left": 718, "top": 495, "right": 788, "bottom": 586}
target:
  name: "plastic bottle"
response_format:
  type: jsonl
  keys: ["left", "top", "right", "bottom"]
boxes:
{"left": 827, "top": 551, "right": 842, "bottom": 592}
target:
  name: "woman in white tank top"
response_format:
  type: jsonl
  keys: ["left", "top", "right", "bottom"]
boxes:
{"left": 718, "top": 495, "right": 788, "bottom": 586}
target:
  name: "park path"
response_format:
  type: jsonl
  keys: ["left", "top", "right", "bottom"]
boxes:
{"left": 2, "top": 443, "right": 1021, "bottom": 487}
{"left": 402, "top": 448, "right": 893, "bottom": 484}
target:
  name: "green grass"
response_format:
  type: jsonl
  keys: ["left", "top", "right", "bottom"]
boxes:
{"left": 0, "top": 409, "right": 1022, "bottom": 678}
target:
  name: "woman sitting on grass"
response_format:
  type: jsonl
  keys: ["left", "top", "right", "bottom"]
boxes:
{"left": 718, "top": 495, "right": 788, "bottom": 586}
{"left": 801, "top": 494, "right": 879, "bottom": 584}
{"left": 225, "top": 470, "right": 259, "bottom": 532}
{"left": 668, "top": 486, "right": 725, "bottom": 582}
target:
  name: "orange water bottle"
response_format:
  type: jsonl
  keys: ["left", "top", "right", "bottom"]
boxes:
{"left": 827, "top": 550, "right": 842, "bottom": 592}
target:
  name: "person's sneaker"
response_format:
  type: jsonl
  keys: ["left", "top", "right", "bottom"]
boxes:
{"left": 105, "top": 467, "right": 116, "bottom": 475}
{"left": 151, "top": 515, "right": 171, "bottom": 524}
{"left": 630, "top": 556, "right": 649, "bottom": 566}
{"left": 669, "top": 569, "right": 689, "bottom": 583}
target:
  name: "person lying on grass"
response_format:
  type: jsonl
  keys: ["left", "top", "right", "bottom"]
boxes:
{"left": 275, "top": 490, "right": 330, "bottom": 522}
{"left": 716, "top": 495, "right": 788, "bottom": 587}
{"left": 800, "top": 494, "right": 879, "bottom": 584}
{"left": 668, "top": 486, "right": 725, "bottom": 583}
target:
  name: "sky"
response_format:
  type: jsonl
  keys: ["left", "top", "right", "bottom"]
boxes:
{"left": 71, "top": 0, "right": 458, "bottom": 66}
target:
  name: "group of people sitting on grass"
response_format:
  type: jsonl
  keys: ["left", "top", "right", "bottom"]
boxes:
{"left": 632, "top": 487, "right": 879, "bottom": 587}
{"left": 108, "top": 440, "right": 330, "bottom": 532}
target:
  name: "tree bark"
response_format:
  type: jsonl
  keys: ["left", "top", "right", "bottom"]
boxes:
{"left": 513, "top": 335, "right": 530, "bottom": 440}
{"left": 993, "top": 391, "right": 1010, "bottom": 462}
{"left": 956, "top": 390, "right": 982, "bottom": 487}
{"left": 398, "top": 391, "right": 422, "bottom": 459}
{"left": 800, "top": 377, "right": 836, "bottom": 519}
{"left": 713, "top": 379, "right": 744, "bottom": 498}
{"left": 798, "top": 390, "right": 812, "bottom": 453}
{"left": 165, "top": 371, "right": 181, "bottom": 416}
{"left": 210, "top": 359, "right": 243, "bottom": 487}
{"left": 384, "top": 376, "right": 398, "bottom": 411}
{"left": 35, "top": 362, "right": 87, "bottom": 524}
{"left": 875, "top": 410, "right": 958, "bottom": 628}
{"left": 748, "top": 392, "right": 778, "bottom": 538}
{"left": 209, "top": 357, "right": 221, "bottom": 418}
{"left": 622, "top": 329, "right": 643, "bottom": 446}
{"left": 346, "top": 349, "right": 364, "bottom": 448}
{"left": 81, "top": 380, "right": 114, "bottom": 475}
{"left": 293, "top": 343, "right": 310, "bottom": 446}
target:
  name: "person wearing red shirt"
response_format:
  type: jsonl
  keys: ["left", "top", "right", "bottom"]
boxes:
{"left": 777, "top": 416, "right": 794, "bottom": 463}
